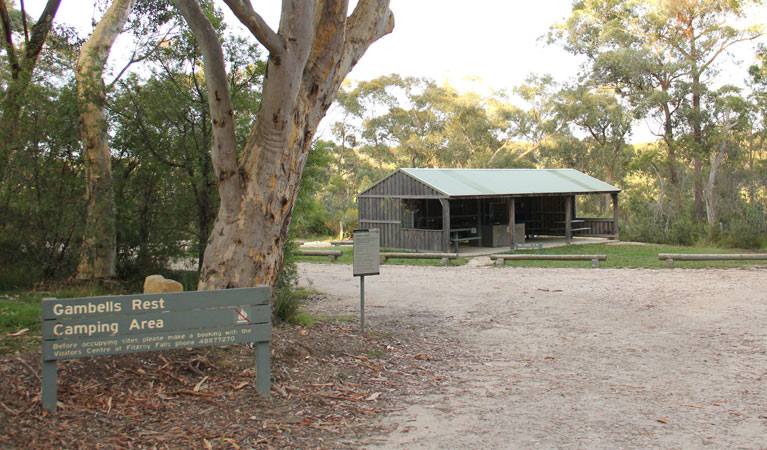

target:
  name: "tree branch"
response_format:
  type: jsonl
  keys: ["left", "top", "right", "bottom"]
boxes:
{"left": 301, "top": 0, "right": 392, "bottom": 134}
{"left": 0, "top": 0, "right": 20, "bottom": 77}
{"left": 19, "top": 0, "right": 28, "bottom": 41}
{"left": 340, "top": 0, "right": 393, "bottom": 76}
{"left": 173, "top": 0, "right": 241, "bottom": 218}
{"left": 222, "top": 0, "right": 284, "bottom": 56}
{"left": 306, "top": 0, "right": 347, "bottom": 79}
{"left": 107, "top": 26, "right": 177, "bottom": 90}
{"left": 22, "top": 0, "right": 61, "bottom": 72}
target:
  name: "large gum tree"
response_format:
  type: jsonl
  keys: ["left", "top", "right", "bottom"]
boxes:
{"left": 76, "top": 0, "right": 137, "bottom": 280}
{"left": 172, "top": 0, "right": 394, "bottom": 290}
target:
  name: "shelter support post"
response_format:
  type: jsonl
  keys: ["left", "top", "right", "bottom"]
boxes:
{"left": 440, "top": 198, "right": 450, "bottom": 252}
{"left": 611, "top": 192, "right": 619, "bottom": 240}
{"left": 508, "top": 198, "right": 516, "bottom": 249}
{"left": 565, "top": 196, "right": 572, "bottom": 244}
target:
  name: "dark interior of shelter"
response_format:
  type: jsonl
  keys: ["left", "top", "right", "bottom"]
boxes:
{"left": 400, "top": 195, "right": 612, "bottom": 248}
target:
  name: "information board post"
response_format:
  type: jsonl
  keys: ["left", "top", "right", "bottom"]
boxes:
{"left": 353, "top": 229, "right": 380, "bottom": 331}
{"left": 360, "top": 275, "right": 365, "bottom": 330}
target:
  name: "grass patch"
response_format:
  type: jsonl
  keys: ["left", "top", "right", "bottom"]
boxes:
{"left": 296, "top": 243, "right": 767, "bottom": 268}
{"left": 274, "top": 287, "right": 327, "bottom": 325}
{"left": 0, "top": 294, "right": 42, "bottom": 354}
{"left": 291, "top": 310, "right": 320, "bottom": 327}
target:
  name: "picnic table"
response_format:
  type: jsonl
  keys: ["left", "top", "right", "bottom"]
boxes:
{"left": 449, "top": 227, "right": 481, "bottom": 252}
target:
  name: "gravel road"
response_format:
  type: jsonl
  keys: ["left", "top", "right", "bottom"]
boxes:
{"left": 299, "top": 262, "right": 767, "bottom": 449}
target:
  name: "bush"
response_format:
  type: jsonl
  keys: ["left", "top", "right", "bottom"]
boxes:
{"left": 273, "top": 237, "right": 301, "bottom": 323}
{"left": 718, "top": 209, "right": 767, "bottom": 249}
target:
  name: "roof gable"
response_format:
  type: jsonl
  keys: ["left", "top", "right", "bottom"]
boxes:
{"left": 358, "top": 169, "right": 445, "bottom": 197}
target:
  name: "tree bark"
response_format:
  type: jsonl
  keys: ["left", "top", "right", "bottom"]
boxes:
{"left": 75, "top": 0, "right": 136, "bottom": 279}
{"left": 705, "top": 120, "right": 734, "bottom": 226}
{"left": 174, "top": 0, "right": 393, "bottom": 290}
{"left": 691, "top": 70, "right": 705, "bottom": 221}
{"left": 705, "top": 147, "right": 725, "bottom": 226}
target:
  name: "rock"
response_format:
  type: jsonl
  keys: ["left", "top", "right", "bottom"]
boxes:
{"left": 143, "top": 275, "right": 183, "bottom": 294}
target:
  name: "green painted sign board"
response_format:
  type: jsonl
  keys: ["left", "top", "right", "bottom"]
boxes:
{"left": 41, "top": 287, "right": 271, "bottom": 412}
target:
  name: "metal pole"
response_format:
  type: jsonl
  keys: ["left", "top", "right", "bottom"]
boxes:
{"left": 359, "top": 275, "right": 365, "bottom": 331}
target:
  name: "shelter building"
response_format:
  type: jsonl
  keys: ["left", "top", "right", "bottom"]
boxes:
{"left": 357, "top": 168, "right": 620, "bottom": 253}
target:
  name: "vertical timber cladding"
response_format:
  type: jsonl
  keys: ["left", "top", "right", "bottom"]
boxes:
{"left": 42, "top": 287, "right": 271, "bottom": 410}
{"left": 358, "top": 171, "right": 446, "bottom": 251}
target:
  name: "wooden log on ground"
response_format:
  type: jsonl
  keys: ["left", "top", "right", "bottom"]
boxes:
{"left": 491, "top": 254, "right": 607, "bottom": 268}
{"left": 380, "top": 252, "right": 458, "bottom": 266}
{"left": 298, "top": 249, "right": 343, "bottom": 262}
{"left": 658, "top": 253, "right": 767, "bottom": 268}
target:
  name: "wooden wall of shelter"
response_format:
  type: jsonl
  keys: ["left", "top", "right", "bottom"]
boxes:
{"left": 358, "top": 171, "right": 448, "bottom": 252}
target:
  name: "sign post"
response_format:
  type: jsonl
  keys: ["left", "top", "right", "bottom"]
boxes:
{"left": 353, "top": 229, "right": 380, "bottom": 331}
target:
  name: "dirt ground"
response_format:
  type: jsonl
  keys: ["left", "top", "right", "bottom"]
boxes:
{"left": 298, "top": 261, "right": 767, "bottom": 449}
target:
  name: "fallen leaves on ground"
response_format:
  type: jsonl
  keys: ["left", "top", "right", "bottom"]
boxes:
{"left": 0, "top": 319, "right": 466, "bottom": 449}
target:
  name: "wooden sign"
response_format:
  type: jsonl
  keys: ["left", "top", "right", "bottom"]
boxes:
{"left": 41, "top": 287, "right": 271, "bottom": 412}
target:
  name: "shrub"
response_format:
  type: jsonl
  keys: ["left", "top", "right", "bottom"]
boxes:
{"left": 273, "top": 237, "right": 301, "bottom": 323}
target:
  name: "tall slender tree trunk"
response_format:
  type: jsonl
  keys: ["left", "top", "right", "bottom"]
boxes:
{"left": 75, "top": 0, "right": 136, "bottom": 279}
{"left": 705, "top": 148, "right": 725, "bottom": 226}
{"left": 661, "top": 101, "right": 683, "bottom": 213}
{"left": 705, "top": 120, "right": 734, "bottom": 226}
{"left": 691, "top": 70, "right": 705, "bottom": 221}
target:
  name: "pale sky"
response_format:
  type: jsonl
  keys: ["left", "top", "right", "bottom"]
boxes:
{"left": 25, "top": 0, "right": 580, "bottom": 92}
{"left": 345, "top": 0, "right": 582, "bottom": 93}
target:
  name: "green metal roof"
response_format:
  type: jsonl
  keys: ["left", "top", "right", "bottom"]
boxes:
{"left": 399, "top": 168, "right": 620, "bottom": 197}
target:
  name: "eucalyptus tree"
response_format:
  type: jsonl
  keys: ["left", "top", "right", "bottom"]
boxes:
{"left": 333, "top": 75, "right": 402, "bottom": 177}
{"left": 1, "top": 0, "right": 64, "bottom": 224}
{"left": 556, "top": 84, "right": 633, "bottom": 187}
{"left": 110, "top": 14, "right": 265, "bottom": 272}
{"left": 75, "top": 0, "right": 136, "bottom": 280}
{"left": 0, "top": 1, "right": 87, "bottom": 282}
{"left": 550, "top": 0, "right": 687, "bottom": 199}
{"left": 701, "top": 87, "right": 747, "bottom": 225}
{"left": 435, "top": 86, "right": 500, "bottom": 167}
{"left": 491, "top": 74, "right": 569, "bottom": 166}
{"left": 335, "top": 74, "right": 504, "bottom": 169}
{"left": 744, "top": 46, "right": 767, "bottom": 210}
{"left": 655, "top": 0, "right": 763, "bottom": 219}
{"left": 551, "top": 0, "right": 764, "bottom": 220}
{"left": 172, "top": 0, "right": 393, "bottom": 290}
{"left": 0, "top": 0, "right": 61, "bottom": 142}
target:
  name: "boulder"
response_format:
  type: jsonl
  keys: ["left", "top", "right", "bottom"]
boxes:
{"left": 143, "top": 275, "right": 183, "bottom": 294}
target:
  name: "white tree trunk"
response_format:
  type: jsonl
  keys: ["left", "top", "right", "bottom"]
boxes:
{"left": 705, "top": 146, "right": 726, "bottom": 226}
{"left": 705, "top": 120, "right": 735, "bottom": 226}
{"left": 76, "top": 0, "right": 136, "bottom": 279}
{"left": 174, "top": 0, "right": 394, "bottom": 290}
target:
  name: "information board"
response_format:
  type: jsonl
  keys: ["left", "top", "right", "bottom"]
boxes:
{"left": 353, "top": 228, "right": 380, "bottom": 276}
